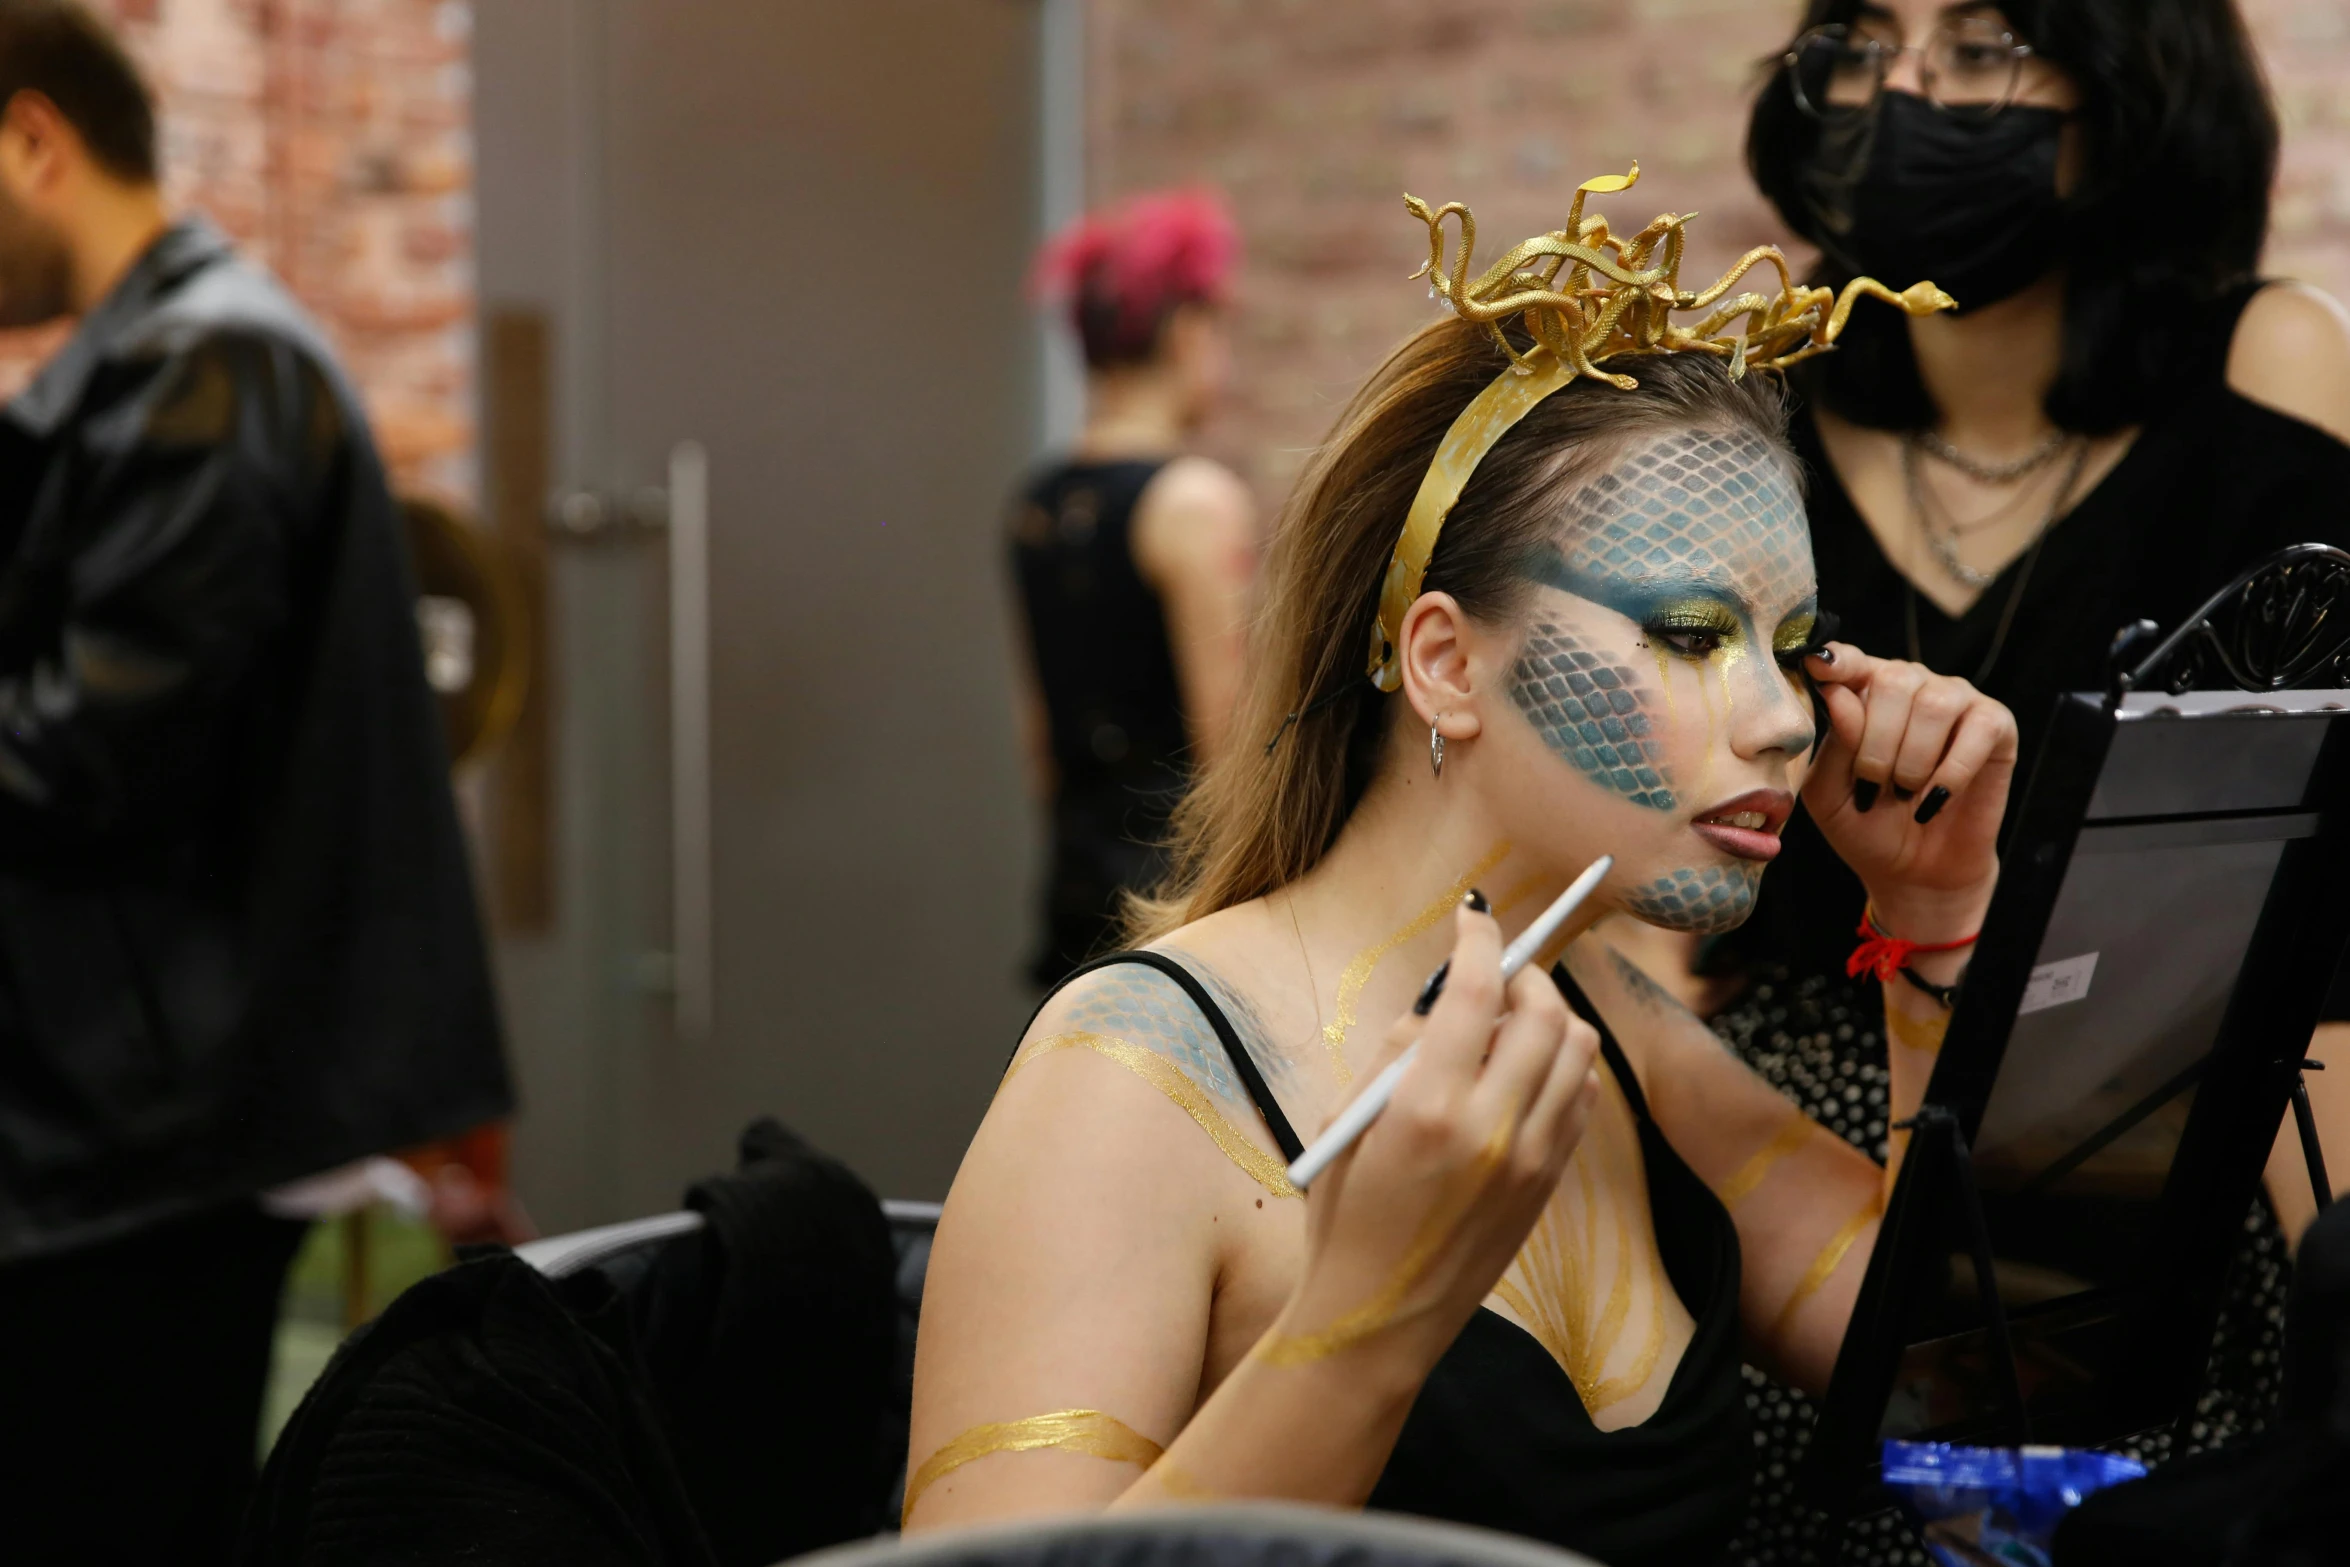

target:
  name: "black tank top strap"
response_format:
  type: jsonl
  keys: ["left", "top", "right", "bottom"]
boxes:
{"left": 1020, "top": 948, "right": 1304, "bottom": 1161}
{"left": 1548, "top": 962, "right": 1653, "bottom": 1126}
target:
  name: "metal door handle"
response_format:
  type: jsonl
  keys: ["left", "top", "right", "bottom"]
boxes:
{"left": 668, "top": 441, "right": 713, "bottom": 1039}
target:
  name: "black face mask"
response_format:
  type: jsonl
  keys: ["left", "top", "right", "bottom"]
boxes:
{"left": 1800, "top": 91, "right": 2070, "bottom": 314}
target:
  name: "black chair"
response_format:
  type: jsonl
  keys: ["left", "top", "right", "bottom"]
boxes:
{"left": 243, "top": 1120, "right": 912, "bottom": 1567}
{"left": 516, "top": 1196, "right": 943, "bottom": 1531}
{"left": 788, "top": 1502, "right": 1602, "bottom": 1567}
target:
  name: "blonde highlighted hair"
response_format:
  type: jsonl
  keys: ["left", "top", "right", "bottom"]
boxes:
{"left": 1127, "top": 318, "right": 1793, "bottom": 942}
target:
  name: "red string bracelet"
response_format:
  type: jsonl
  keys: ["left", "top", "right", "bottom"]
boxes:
{"left": 1846, "top": 905, "right": 1978, "bottom": 984}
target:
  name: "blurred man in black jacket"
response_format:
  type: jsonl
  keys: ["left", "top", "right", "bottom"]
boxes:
{"left": 0, "top": 4, "right": 511, "bottom": 1558}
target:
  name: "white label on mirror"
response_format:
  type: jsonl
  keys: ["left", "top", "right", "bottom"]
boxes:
{"left": 2019, "top": 952, "right": 2099, "bottom": 1015}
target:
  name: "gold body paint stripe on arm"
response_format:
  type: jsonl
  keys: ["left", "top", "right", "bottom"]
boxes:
{"left": 1009, "top": 1033, "right": 1300, "bottom": 1197}
{"left": 1146, "top": 1457, "right": 1217, "bottom": 1500}
{"left": 1322, "top": 840, "right": 1513, "bottom": 1085}
{"left": 903, "top": 1409, "right": 1161, "bottom": 1525}
{"left": 1718, "top": 1115, "right": 1815, "bottom": 1209}
{"left": 1768, "top": 1193, "right": 1884, "bottom": 1342}
{"left": 1254, "top": 1115, "right": 1513, "bottom": 1365}
{"left": 1886, "top": 1006, "right": 1949, "bottom": 1055}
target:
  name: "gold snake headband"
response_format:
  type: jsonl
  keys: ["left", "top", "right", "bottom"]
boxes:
{"left": 1364, "top": 163, "right": 1957, "bottom": 692}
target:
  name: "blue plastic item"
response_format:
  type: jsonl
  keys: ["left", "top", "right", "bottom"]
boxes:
{"left": 1880, "top": 1440, "right": 2147, "bottom": 1566}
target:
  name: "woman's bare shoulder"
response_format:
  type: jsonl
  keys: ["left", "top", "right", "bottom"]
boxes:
{"left": 998, "top": 929, "right": 1304, "bottom": 1200}
{"left": 2227, "top": 281, "right": 2350, "bottom": 446}
{"left": 1131, "top": 457, "right": 1255, "bottom": 581}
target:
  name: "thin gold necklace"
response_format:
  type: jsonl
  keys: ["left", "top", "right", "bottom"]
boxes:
{"left": 1286, "top": 890, "right": 1324, "bottom": 1043}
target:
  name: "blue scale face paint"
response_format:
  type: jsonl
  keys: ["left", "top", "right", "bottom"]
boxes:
{"left": 1509, "top": 622, "right": 1676, "bottom": 811}
{"left": 1533, "top": 427, "right": 1813, "bottom": 620}
{"left": 1620, "top": 864, "right": 1763, "bottom": 934}
{"left": 1500, "top": 427, "right": 1820, "bottom": 934}
{"left": 1511, "top": 427, "right": 1817, "bottom": 819}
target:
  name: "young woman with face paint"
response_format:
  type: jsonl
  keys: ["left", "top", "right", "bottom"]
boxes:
{"left": 907, "top": 277, "right": 2016, "bottom": 1561}
{"left": 1727, "top": 7, "right": 2350, "bottom": 1553}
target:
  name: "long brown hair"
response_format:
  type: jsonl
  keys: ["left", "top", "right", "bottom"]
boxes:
{"left": 1129, "top": 319, "right": 1794, "bottom": 941}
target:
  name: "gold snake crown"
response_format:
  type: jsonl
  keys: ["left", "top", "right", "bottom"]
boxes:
{"left": 1364, "top": 162, "right": 1956, "bottom": 691}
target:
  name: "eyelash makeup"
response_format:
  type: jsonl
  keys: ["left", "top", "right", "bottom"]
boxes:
{"left": 1644, "top": 602, "right": 1743, "bottom": 660}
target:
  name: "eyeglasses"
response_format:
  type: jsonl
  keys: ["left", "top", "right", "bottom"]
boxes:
{"left": 1783, "top": 18, "right": 2039, "bottom": 121}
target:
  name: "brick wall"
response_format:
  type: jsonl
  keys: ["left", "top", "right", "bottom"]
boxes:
{"left": 1087, "top": 0, "right": 2350, "bottom": 500}
{"left": 0, "top": 0, "right": 473, "bottom": 501}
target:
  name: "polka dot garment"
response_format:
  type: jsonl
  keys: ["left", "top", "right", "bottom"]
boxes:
{"left": 1708, "top": 968, "right": 2291, "bottom": 1567}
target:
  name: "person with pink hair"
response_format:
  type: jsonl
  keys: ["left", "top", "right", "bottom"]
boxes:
{"left": 1010, "top": 187, "right": 1255, "bottom": 985}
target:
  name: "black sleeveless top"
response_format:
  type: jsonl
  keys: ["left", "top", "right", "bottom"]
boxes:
{"left": 1733, "top": 284, "right": 2350, "bottom": 1021}
{"left": 1010, "top": 462, "right": 1191, "bottom": 985}
{"left": 1049, "top": 951, "right": 1752, "bottom": 1566}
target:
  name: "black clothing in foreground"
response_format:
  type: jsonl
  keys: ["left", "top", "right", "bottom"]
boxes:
{"left": 1058, "top": 954, "right": 1751, "bottom": 1566}
{"left": 0, "top": 1200, "right": 305, "bottom": 1567}
{"left": 0, "top": 219, "right": 510, "bottom": 1260}
{"left": 1009, "top": 460, "right": 1187, "bottom": 984}
{"left": 1734, "top": 284, "right": 2350, "bottom": 1021}
{"left": 245, "top": 1119, "right": 896, "bottom": 1567}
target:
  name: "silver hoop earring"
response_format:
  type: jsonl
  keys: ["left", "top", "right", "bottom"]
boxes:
{"left": 1430, "top": 723, "right": 1445, "bottom": 778}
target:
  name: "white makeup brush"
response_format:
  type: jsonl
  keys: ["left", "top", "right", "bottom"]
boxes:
{"left": 1285, "top": 855, "right": 1612, "bottom": 1191}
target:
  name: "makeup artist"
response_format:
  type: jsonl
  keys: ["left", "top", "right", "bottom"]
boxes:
{"left": 1711, "top": 3, "right": 2350, "bottom": 1558}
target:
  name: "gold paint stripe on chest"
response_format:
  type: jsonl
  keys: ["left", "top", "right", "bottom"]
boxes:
{"left": 1487, "top": 1078, "right": 1672, "bottom": 1414}
{"left": 1321, "top": 840, "right": 1513, "bottom": 1086}
{"left": 903, "top": 1408, "right": 1161, "bottom": 1524}
{"left": 1012, "top": 1031, "right": 1300, "bottom": 1198}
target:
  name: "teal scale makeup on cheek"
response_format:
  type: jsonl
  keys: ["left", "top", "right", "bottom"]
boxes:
{"left": 1509, "top": 622, "right": 1675, "bottom": 810}
{"left": 1512, "top": 427, "right": 1816, "bottom": 814}
{"left": 1622, "top": 864, "right": 1763, "bottom": 935}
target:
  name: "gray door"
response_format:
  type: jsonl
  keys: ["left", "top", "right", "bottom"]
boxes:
{"left": 473, "top": 0, "right": 1049, "bottom": 1229}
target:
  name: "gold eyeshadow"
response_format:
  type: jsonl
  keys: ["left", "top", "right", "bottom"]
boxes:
{"left": 1646, "top": 601, "right": 1742, "bottom": 637}
{"left": 1772, "top": 612, "right": 1818, "bottom": 654}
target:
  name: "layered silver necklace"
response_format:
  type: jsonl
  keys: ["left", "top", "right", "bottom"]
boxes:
{"left": 1903, "top": 430, "right": 2087, "bottom": 591}
{"left": 1901, "top": 429, "right": 2090, "bottom": 684}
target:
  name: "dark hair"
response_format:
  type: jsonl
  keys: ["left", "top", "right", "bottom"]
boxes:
{"left": 1747, "top": 0, "right": 2277, "bottom": 434}
{"left": 1131, "top": 330, "right": 1790, "bottom": 938}
{"left": 0, "top": 0, "right": 156, "bottom": 184}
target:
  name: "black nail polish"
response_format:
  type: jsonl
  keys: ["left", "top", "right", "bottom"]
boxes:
{"left": 1465, "top": 888, "right": 1490, "bottom": 914}
{"left": 1412, "top": 959, "right": 1451, "bottom": 1016}
{"left": 1810, "top": 646, "right": 1836, "bottom": 665}
{"left": 1914, "top": 785, "right": 1951, "bottom": 825}
{"left": 1853, "top": 779, "right": 1879, "bottom": 813}
{"left": 1892, "top": 784, "right": 1914, "bottom": 803}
